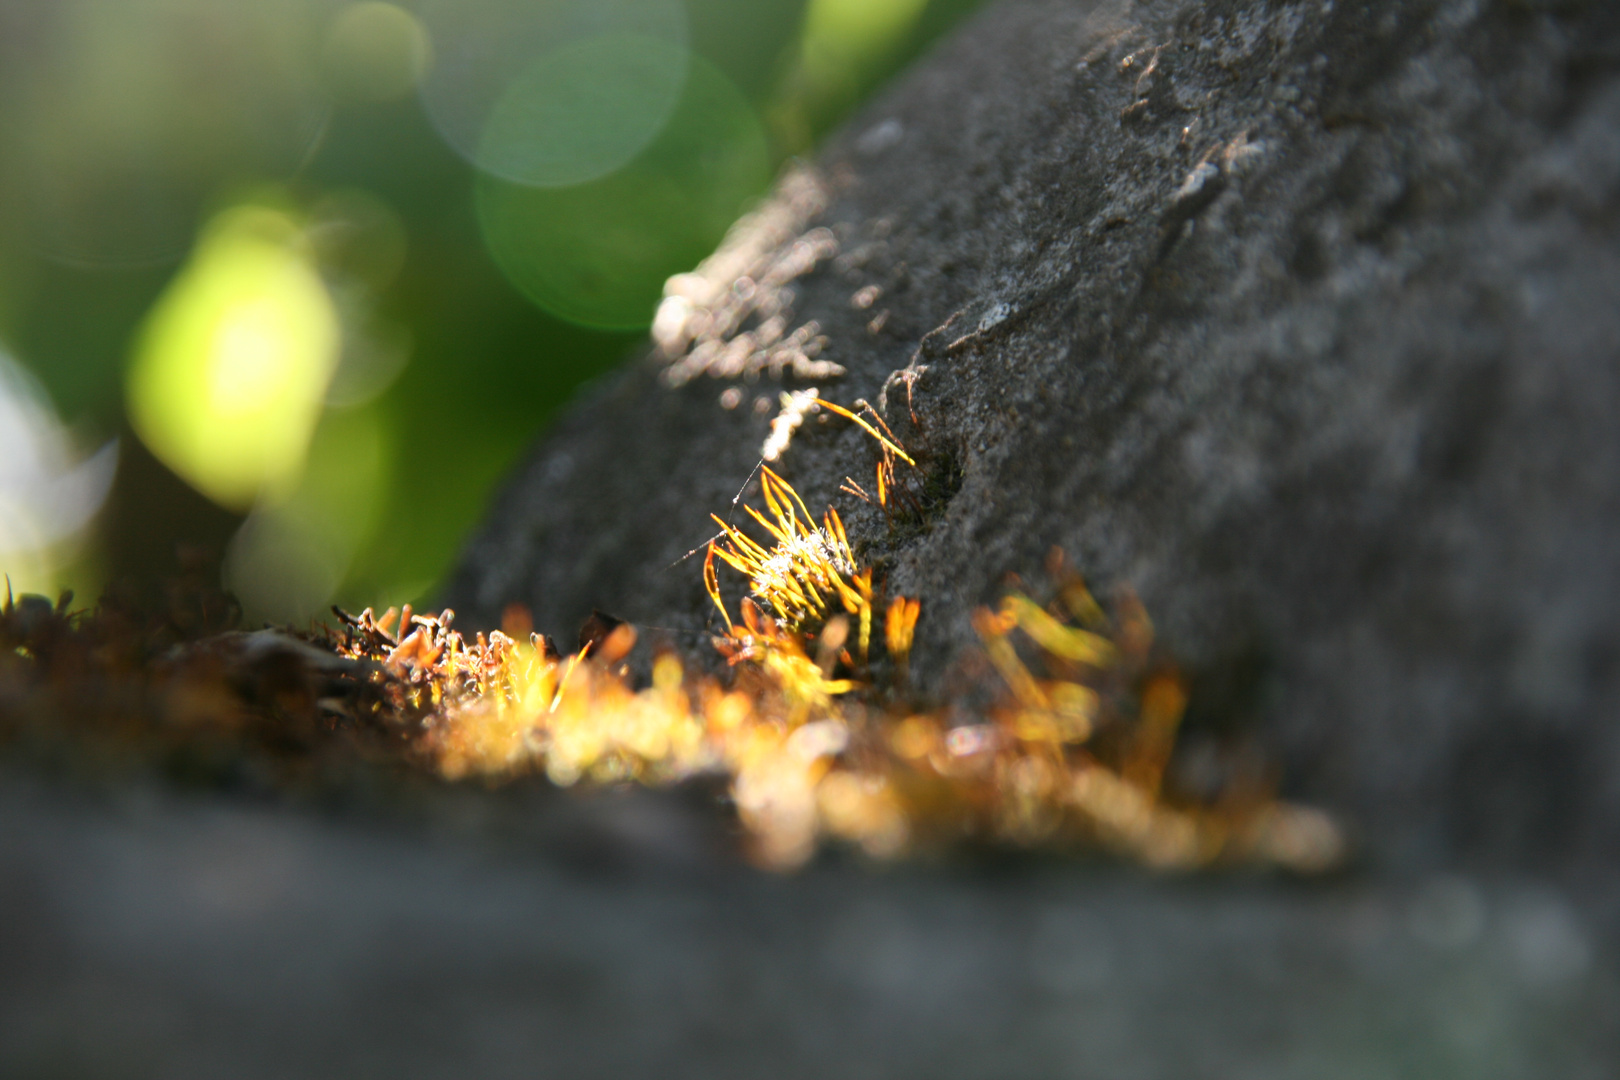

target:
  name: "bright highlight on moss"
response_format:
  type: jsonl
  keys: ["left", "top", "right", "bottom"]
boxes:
{"left": 311, "top": 520, "right": 1340, "bottom": 871}
{"left": 302, "top": 413, "right": 1344, "bottom": 872}
{"left": 0, "top": 404, "right": 1343, "bottom": 875}
{"left": 127, "top": 205, "right": 339, "bottom": 510}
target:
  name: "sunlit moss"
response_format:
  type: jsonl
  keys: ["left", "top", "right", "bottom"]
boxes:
{"left": 0, "top": 401, "right": 1342, "bottom": 875}
{"left": 302, "top": 416, "right": 1343, "bottom": 872}
{"left": 127, "top": 204, "right": 340, "bottom": 510}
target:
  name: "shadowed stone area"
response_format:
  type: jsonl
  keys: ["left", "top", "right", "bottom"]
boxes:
{"left": 1, "top": 776, "right": 1614, "bottom": 1078}
{"left": 5, "top": 0, "right": 1618, "bottom": 1073}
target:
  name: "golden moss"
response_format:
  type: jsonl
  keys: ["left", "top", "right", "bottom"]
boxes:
{"left": 0, "top": 412, "right": 1343, "bottom": 873}
{"left": 310, "top": 454, "right": 1342, "bottom": 872}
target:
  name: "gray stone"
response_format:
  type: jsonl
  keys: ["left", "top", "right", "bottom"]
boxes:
{"left": 2, "top": 775, "right": 1616, "bottom": 1079}
{"left": 448, "top": 0, "right": 1620, "bottom": 886}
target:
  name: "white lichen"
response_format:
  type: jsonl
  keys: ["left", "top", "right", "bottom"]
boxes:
{"left": 656, "top": 168, "right": 847, "bottom": 388}
{"left": 761, "top": 388, "right": 822, "bottom": 463}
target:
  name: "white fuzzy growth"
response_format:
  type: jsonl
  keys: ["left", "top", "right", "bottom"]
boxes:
{"left": 751, "top": 529, "right": 856, "bottom": 622}
{"left": 761, "top": 388, "right": 821, "bottom": 462}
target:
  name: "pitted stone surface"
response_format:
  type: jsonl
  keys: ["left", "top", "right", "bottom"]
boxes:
{"left": 447, "top": 0, "right": 1620, "bottom": 878}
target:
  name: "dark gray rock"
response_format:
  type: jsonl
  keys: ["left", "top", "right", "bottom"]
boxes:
{"left": 447, "top": 0, "right": 1620, "bottom": 885}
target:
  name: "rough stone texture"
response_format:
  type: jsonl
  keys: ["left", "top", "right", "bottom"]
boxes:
{"left": 6, "top": 0, "right": 1620, "bottom": 1074}
{"left": 447, "top": 0, "right": 1620, "bottom": 884}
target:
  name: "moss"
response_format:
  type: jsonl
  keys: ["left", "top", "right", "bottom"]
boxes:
{"left": 0, "top": 413, "right": 1342, "bottom": 873}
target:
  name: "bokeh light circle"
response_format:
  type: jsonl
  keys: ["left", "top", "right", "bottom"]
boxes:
{"left": 321, "top": 2, "right": 433, "bottom": 105}
{"left": 0, "top": 351, "right": 118, "bottom": 594}
{"left": 417, "top": 0, "right": 688, "bottom": 180}
{"left": 476, "top": 54, "right": 771, "bottom": 330}
{"left": 477, "top": 35, "right": 687, "bottom": 189}
{"left": 126, "top": 205, "right": 340, "bottom": 511}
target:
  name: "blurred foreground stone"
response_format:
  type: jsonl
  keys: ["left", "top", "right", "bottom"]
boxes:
{"left": 1, "top": 775, "right": 1614, "bottom": 1078}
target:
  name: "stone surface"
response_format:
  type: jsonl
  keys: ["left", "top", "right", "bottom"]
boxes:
{"left": 447, "top": 0, "right": 1620, "bottom": 883}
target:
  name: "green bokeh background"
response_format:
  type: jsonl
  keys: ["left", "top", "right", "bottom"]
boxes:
{"left": 0, "top": 0, "right": 984, "bottom": 621}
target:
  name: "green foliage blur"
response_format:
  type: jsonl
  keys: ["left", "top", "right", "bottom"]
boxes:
{"left": 0, "top": 0, "right": 983, "bottom": 624}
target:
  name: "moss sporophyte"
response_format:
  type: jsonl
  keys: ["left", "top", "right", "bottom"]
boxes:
{"left": 0, "top": 401, "right": 1343, "bottom": 872}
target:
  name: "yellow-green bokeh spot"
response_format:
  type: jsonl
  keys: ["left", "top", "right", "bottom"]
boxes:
{"left": 802, "top": 0, "right": 933, "bottom": 67}
{"left": 476, "top": 52, "right": 769, "bottom": 330}
{"left": 127, "top": 205, "right": 340, "bottom": 511}
{"left": 773, "top": 0, "right": 932, "bottom": 149}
